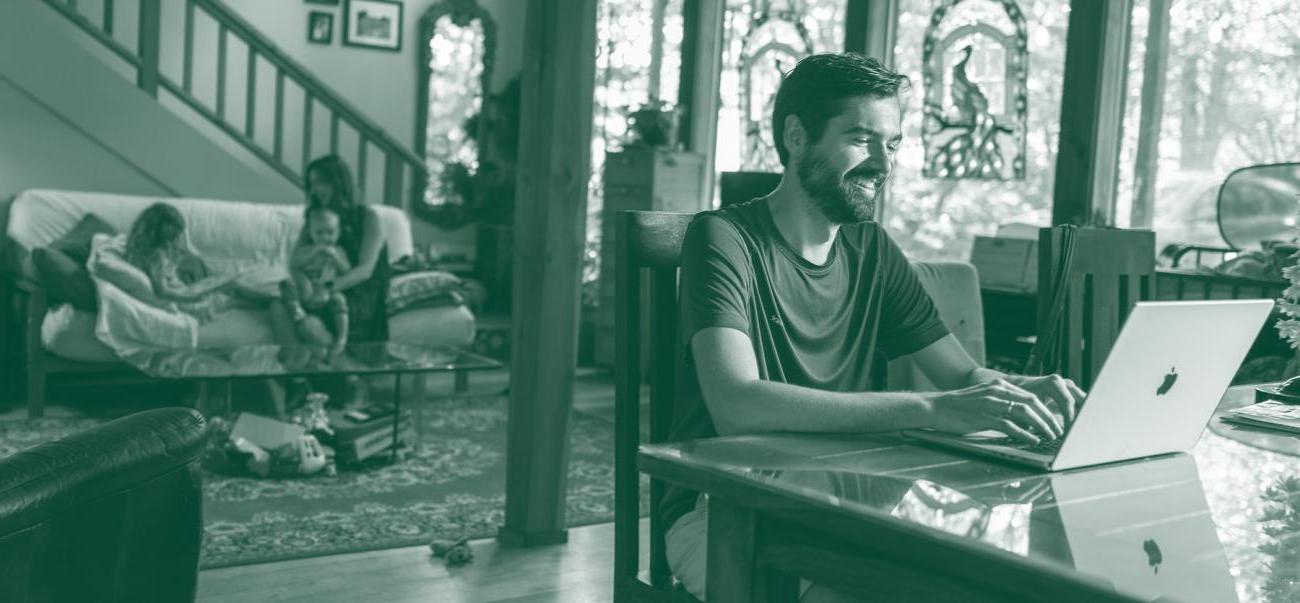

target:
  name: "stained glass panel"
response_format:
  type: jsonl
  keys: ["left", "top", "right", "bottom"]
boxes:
{"left": 716, "top": 0, "right": 846, "bottom": 176}
{"left": 887, "top": 0, "right": 1068, "bottom": 261}
{"left": 920, "top": 0, "right": 1028, "bottom": 181}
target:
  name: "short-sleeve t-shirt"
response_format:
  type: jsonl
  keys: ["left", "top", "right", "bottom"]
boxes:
{"left": 660, "top": 198, "right": 950, "bottom": 529}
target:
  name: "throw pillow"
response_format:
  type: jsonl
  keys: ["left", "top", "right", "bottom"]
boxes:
{"left": 387, "top": 270, "right": 464, "bottom": 314}
{"left": 31, "top": 246, "right": 98, "bottom": 311}
{"left": 53, "top": 213, "right": 118, "bottom": 265}
{"left": 87, "top": 234, "right": 167, "bottom": 308}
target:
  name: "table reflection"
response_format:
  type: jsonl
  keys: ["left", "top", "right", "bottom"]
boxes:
{"left": 662, "top": 426, "right": 1300, "bottom": 602}
{"left": 748, "top": 454, "right": 1235, "bottom": 601}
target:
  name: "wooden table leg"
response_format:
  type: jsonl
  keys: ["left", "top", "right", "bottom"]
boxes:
{"left": 707, "top": 497, "right": 799, "bottom": 603}
{"left": 453, "top": 369, "right": 469, "bottom": 394}
{"left": 390, "top": 373, "right": 402, "bottom": 462}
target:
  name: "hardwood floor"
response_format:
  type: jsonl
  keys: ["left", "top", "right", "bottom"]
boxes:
{"left": 197, "top": 519, "right": 648, "bottom": 602}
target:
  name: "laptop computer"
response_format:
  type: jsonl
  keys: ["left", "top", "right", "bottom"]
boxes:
{"left": 905, "top": 299, "right": 1274, "bottom": 471}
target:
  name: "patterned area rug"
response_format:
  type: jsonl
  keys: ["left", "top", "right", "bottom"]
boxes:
{"left": 0, "top": 394, "right": 645, "bottom": 569}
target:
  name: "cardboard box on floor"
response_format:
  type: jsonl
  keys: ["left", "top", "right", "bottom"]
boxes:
{"left": 231, "top": 412, "right": 306, "bottom": 451}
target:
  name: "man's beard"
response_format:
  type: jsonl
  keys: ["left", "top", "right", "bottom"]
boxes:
{"left": 796, "top": 150, "right": 885, "bottom": 224}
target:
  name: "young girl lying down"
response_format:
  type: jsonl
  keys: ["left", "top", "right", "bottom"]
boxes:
{"left": 122, "top": 202, "right": 262, "bottom": 321}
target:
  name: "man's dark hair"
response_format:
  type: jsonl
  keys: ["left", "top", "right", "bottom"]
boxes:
{"left": 772, "top": 53, "right": 909, "bottom": 166}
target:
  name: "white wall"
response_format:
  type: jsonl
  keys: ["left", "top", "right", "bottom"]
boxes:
{"left": 220, "top": 0, "right": 524, "bottom": 151}
{"left": 0, "top": 0, "right": 301, "bottom": 204}
{"left": 0, "top": 76, "right": 171, "bottom": 201}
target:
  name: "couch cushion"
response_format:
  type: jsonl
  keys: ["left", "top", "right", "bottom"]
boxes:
{"left": 31, "top": 247, "right": 97, "bottom": 311}
{"left": 52, "top": 213, "right": 117, "bottom": 264}
{"left": 389, "top": 304, "right": 476, "bottom": 348}
{"left": 41, "top": 305, "right": 119, "bottom": 362}
{"left": 387, "top": 270, "right": 463, "bottom": 314}
{"left": 87, "top": 234, "right": 165, "bottom": 307}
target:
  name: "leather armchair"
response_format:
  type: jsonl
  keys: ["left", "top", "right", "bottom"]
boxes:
{"left": 0, "top": 408, "right": 207, "bottom": 603}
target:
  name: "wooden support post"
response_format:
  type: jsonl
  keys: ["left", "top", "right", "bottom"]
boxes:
{"left": 677, "top": 0, "right": 724, "bottom": 209}
{"left": 844, "top": 1, "right": 900, "bottom": 62}
{"left": 1051, "top": 0, "right": 1134, "bottom": 226}
{"left": 136, "top": 0, "right": 161, "bottom": 97}
{"left": 497, "top": 0, "right": 598, "bottom": 548}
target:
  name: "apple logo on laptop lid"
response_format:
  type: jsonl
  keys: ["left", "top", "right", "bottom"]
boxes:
{"left": 1156, "top": 367, "right": 1178, "bottom": 396}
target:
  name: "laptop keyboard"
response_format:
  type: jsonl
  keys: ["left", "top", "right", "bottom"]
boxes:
{"left": 986, "top": 437, "right": 1064, "bottom": 455}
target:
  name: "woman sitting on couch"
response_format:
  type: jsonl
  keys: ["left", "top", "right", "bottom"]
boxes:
{"left": 271, "top": 155, "right": 390, "bottom": 345}
{"left": 270, "top": 155, "right": 391, "bottom": 404}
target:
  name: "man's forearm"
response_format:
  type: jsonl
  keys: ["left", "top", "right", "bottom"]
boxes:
{"left": 708, "top": 379, "right": 934, "bottom": 436}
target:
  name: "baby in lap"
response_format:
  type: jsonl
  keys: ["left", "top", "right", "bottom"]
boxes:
{"left": 280, "top": 206, "right": 350, "bottom": 350}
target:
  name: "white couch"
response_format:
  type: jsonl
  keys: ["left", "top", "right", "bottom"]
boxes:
{"left": 3, "top": 189, "right": 476, "bottom": 413}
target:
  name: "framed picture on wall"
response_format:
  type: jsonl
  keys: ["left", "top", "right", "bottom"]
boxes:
{"left": 307, "top": 12, "right": 334, "bottom": 44}
{"left": 343, "top": 0, "right": 403, "bottom": 51}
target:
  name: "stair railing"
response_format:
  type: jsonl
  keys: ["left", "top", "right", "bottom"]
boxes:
{"left": 39, "top": 0, "right": 425, "bottom": 208}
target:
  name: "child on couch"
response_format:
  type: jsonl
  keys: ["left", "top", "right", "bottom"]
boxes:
{"left": 123, "top": 202, "right": 254, "bottom": 322}
{"left": 279, "top": 205, "right": 350, "bottom": 351}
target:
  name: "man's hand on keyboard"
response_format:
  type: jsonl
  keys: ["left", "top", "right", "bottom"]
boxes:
{"left": 926, "top": 379, "right": 1065, "bottom": 444}
{"left": 999, "top": 373, "right": 1086, "bottom": 424}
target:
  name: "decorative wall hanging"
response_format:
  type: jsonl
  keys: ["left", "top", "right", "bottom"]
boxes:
{"left": 921, "top": 0, "right": 1028, "bottom": 180}
{"left": 307, "top": 11, "right": 334, "bottom": 45}
{"left": 414, "top": 0, "right": 498, "bottom": 226}
{"left": 344, "top": 0, "right": 403, "bottom": 51}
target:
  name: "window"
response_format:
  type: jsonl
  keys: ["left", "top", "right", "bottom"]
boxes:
{"left": 414, "top": 0, "right": 495, "bottom": 222}
{"left": 1115, "top": 0, "right": 1300, "bottom": 254}
{"left": 715, "top": 0, "right": 846, "bottom": 175}
{"left": 888, "top": 0, "right": 1069, "bottom": 261}
{"left": 587, "top": 0, "right": 686, "bottom": 286}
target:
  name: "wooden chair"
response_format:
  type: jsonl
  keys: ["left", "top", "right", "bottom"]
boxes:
{"left": 614, "top": 210, "right": 699, "bottom": 603}
{"left": 1034, "top": 226, "right": 1156, "bottom": 389}
{"left": 718, "top": 171, "right": 780, "bottom": 208}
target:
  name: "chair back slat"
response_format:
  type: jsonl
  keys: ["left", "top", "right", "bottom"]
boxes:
{"left": 615, "top": 210, "right": 696, "bottom": 602}
{"left": 1037, "top": 227, "right": 1155, "bottom": 388}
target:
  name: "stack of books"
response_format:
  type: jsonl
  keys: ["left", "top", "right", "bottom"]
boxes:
{"left": 329, "top": 406, "right": 415, "bottom": 463}
{"left": 1220, "top": 400, "right": 1300, "bottom": 434}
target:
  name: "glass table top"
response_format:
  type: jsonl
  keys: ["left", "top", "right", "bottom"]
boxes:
{"left": 120, "top": 342, "right": 501, "bottom": 380}
{"left": 640, "top": 386, "right": 1300, "bottom": 603}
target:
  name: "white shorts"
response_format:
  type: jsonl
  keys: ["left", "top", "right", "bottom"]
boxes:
{"left": 664, "top": 496, "right": 709, "bottom": 601}
{"left": 664, "top": 496, "right": 820, "bottom": 601}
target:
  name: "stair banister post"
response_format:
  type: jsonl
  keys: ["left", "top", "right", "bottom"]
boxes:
{"left": 137, "top": 0, "right": 161, "bottom": 97}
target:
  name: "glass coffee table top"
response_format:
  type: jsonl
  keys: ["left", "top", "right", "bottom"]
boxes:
{"left": 120, "top": 342, "right": 501, "bottom": 380}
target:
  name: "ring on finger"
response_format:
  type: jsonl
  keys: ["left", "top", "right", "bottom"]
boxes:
{"left": 1002, "top": 401, "right": 1016, "bottom": 420}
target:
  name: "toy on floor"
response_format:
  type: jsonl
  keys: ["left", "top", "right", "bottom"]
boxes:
{"left": 430, "top": 537, "right": 474, "bottom": 566}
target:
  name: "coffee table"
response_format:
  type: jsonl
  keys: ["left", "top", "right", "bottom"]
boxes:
{"left": 120, "top": 342, "right": 502, "bottom": 461}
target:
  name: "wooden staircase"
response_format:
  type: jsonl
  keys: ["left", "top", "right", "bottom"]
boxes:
{"left": 39, "top": 0, "right": 425, "bottom": 208}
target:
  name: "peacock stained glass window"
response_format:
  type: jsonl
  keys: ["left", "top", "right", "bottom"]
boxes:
{"left": 921, "top": 0, "right": 1028, "bottom": 180}
{"left": 417, "top": 0, "right": 495, "bottom": 210}
{"left": 716, "top": 0, "right": 845, "bottom": 175}
{"left": 886, "top": 0, "right": 1068, "bottom": 262}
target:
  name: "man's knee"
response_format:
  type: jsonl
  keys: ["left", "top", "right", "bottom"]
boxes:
{"left": 665, "top": 506, "right": 708, "bottom": 601}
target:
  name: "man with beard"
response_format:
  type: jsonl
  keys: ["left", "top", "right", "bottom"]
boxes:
{"left": 661, "top": 53, "right": 1084, "bottom": 601}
